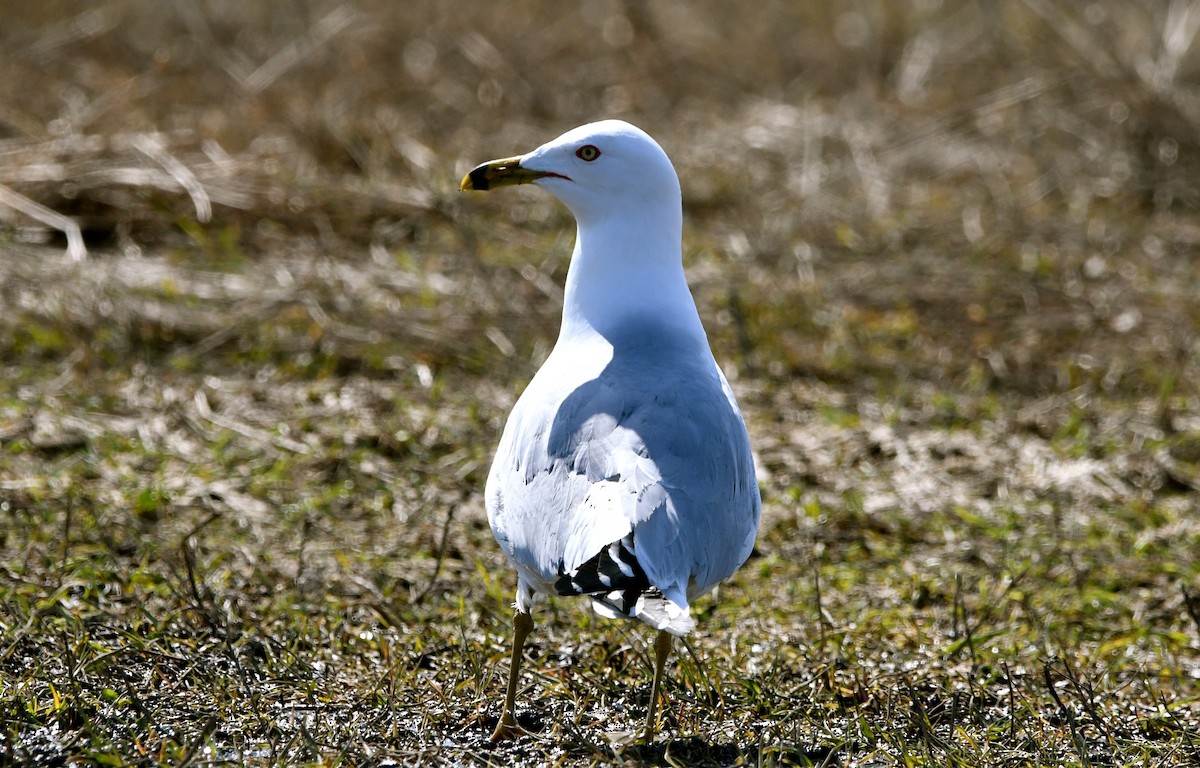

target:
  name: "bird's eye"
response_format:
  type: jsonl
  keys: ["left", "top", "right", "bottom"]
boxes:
{"left": 575, "top": 145, "right": 601, "bottom": 161}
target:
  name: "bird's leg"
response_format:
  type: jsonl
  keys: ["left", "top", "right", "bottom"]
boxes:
{"left": 491, "top": 609, "right": 534, "bottom": 741}
{"left": 642, "top": 630, "right": 673, "bottom": 742}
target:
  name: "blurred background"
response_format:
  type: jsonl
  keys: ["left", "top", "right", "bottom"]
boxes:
{"left": 3, "top": 0, "right": 1199, "bottom": 403}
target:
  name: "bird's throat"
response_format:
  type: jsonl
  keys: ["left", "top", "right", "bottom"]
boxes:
{"left": 559, "top": 217, "right": 705, "bottom": 346}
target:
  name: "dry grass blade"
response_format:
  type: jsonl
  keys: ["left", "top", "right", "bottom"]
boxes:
{"left": 0, "top": 182, "right": 85, "bottom": 259}
{"left": 130, "top": 133, "right": 211, "bottom": 223}
{"left": 243, "top": 5, "right": 360, "bottom": 94}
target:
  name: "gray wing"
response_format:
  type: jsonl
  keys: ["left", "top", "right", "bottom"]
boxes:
{"left": 486, "top": 337, "right": 760, "bottom": 623}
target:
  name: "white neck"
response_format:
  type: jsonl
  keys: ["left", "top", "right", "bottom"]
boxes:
{"left": 558, "top": 207, "right": 707, "bottom": 347}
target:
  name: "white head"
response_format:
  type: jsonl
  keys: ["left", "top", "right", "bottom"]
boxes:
{"left": 461, "top": 120, "right": 681, "bottom": 228}
{"left": 462, "top": 120, "right": 702, "bottom": 344}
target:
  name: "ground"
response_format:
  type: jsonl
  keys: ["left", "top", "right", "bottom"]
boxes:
{"left": 1, "top": 2, "right": 1199, "bottom": 766}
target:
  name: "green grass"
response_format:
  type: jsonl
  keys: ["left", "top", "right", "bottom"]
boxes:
{"left": 3, "top": 1, "right": 1200, "bottom": 765}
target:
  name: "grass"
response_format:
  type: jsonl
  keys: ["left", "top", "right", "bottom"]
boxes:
{"left": 2, "top": 1, "right": 1200, "bottom": 765}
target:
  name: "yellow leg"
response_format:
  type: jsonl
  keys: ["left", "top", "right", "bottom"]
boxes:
{"left": 643, "top": 630, "right": 673, "bottom": 742}
{"left": 490, "top": 610, "right": 534, "bottom": 741}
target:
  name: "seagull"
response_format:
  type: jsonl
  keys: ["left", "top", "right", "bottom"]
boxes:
{"left": 460, "top": 120, "right": 760, "bottom": 742}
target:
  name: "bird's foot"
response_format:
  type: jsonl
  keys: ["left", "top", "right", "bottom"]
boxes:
{"left": 489, "top": 713, "right": 526, "bottom": 742}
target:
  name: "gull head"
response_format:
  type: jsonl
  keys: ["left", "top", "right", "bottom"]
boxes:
{"left": 460, "top": 120, "right": 681, "bottom": 225}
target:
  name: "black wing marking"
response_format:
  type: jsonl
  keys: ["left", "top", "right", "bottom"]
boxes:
{"left": 554, "top": 535, "right": 651, "bottom": 617}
